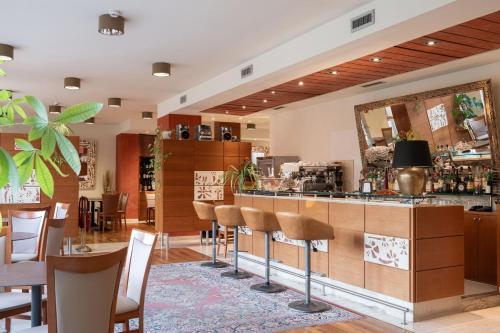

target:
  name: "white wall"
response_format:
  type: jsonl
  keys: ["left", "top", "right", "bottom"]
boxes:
{"left": 270, "top": 59, "right": 500, "bottom": 186}
{"left": 70, "top": 123, "right": 122, "bottom": 198}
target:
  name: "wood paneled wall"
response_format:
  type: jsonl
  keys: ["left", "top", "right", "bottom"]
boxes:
{"left": 157, "top": 114, "right": 201, "bottom": 139}
{"left": 116, "top": 134, "right": 141, "bottom": 219}
{"left": 234, "top": 195, "right": 465, "bottom": 303}
{"left": 213, "top": 122, "right": 241, "bottom": 141}
{"left": 157, "top": 140, "right": 251, "bottom": 233}
{"left": 0, "top": 133, "right": 79, "bottom": 237}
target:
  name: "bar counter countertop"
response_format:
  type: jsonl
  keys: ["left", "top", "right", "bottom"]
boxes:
{"left": 234, "top": 191, "right": 468, "bottom": 323}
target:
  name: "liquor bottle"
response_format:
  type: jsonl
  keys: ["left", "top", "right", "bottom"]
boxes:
{"left": 425, "top": 169, "right": 433, "bottom": 193}
{"left": 457, "top": 167, "right": 466, "bottom": 193}
{"left": 485, "top": 167, "right": 493, "bottom": 194}
{"left": 437, "top": 171, "right": 444, "bottom": 193}
{"left": 466, "top": 167, "right": 474, "bottom": 194}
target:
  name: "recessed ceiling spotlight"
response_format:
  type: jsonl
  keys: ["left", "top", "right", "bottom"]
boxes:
{"left": 371, "top": 57, "right": 382, "bottom": 62}
{"left": 98, "top": 10, "right": 124, "bottom": 36}
{"left": 270, "top": 90, "right": 276, "bottom": 94}
{"left": 263, "top": 99, "right": 268, "bottom": 103}
{"left": 142, "top": 111, "right": 153, "bottom": 119}
{"left": 108, "top": 97, "right": 121, "bottom": 108}
{"left": 298, "top": 81, "right": 304, "bottom": 86}
{"left": 225, "top": 110, "right": 230, "bottom": 114}
{"left": 49, "top": 104, "right": 62, "bottom": 114}
{"left": 64, "top": 77, "right": 81, "bottom": 90}
{"left": 85, "top": 117, "right": 95, "bottom": 124}
{"left": 241, "top": 106, "right": 246, "bottom": 109}
{"left": 426, "top": 40, "right": 437, "bottom": 46}
{"left": 331, "top": 70, "right": 339, "bottom": 75}
{"left": 0, "top": 44, "right": 14, "bottom": 61}
{"left": 152, "top": 62, "right": 171, "bottom": 77}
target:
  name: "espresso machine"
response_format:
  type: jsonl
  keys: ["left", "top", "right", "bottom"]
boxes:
{"left": 291, "top": 163, "right": 344, "bottom": 192}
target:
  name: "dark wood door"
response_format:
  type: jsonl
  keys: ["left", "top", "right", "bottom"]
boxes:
{"left": 477, "top": 214, "right": 497, "bottom": 285}
{"left": 464, "top": 213, "right": 478, "bottom": 280}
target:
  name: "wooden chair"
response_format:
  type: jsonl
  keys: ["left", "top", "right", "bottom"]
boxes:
{"left": 9, "top": 210, "right": 47, "bottom": 263}
{"left": 98, "top": 193, "right": 120, "bottom": 231}
{"left": 16, "top": 247, "right": 127, "bottom": 333}
{"left": 115, "top": 229, "right": 157, "bottom": 333}
{"left": 40, "top": 218, "right": 66, "bottom": 260}
{"left": 117, "top": 192, "right": 129, "bottom": 229}
{"left": 53, "top": 203, "right": 70, "bottom": 219}
{"left": 145, "top": 193, "right": 155, "bottom": 225}
{"left": 217, "top": 226, "right": 234, "bottom": 259}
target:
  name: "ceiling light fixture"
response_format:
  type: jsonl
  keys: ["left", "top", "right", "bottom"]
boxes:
{"left": 85, "top": 117, "right": 95, "bottom": 124}
{"left": 246, "top": 123, "right": 256, "bottom": 130}
{"left": 225, "top": 111, "right": 229, "bottom": 114}
{"left": 270, "top": 90, "right": 276, "bottom": 94}
{"left": 108, "top": 97, "right": 121, "bottom": 108}
{"left": 241, "top": 106, "right": 246, "bottom": 109}
{"left": 64, "top": 77, "right": 80, "bottom": 90}
{"left": 263, "top": 99, "right": 268, "bottom": 103}
{"left": 49, "top": 105, "right": 62, "bottom": 114}
{"left": 298, "top": 81, "right": 304, "bottom": 86}
{"left": 142, "top": 111, "right": 153, "bottom": 119}
{"left": 98, "top": 10, "right": 124, "bottom": 36}
{"left": 0, "top": 44, "right": 14, "bottom": 61}
{"left": 152, "top": 62, "right": 171, "bottom": 77}
{"left": 426, "top": 40, "right": 437, "bottom": 46}
{"left": 371, "top": 57, "right": 382, "bottom": 62}
{"left": 331, "top": 70, "right": 339, "bottom": 75}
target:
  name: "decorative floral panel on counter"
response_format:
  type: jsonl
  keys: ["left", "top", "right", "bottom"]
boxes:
{"left": 194, "top": 171, "right": 224, "bottom": 201}
{"left": 238, "top": 226, "right": 253, "bottom": 235}
{"left": 273, "top": 231, "right": 328, "bottom": 253}
{"left": 0, "top": 171, "right": 40, "bottom": 204}
{"left": 364, "top": 233, "right": 409, "bottom": 270}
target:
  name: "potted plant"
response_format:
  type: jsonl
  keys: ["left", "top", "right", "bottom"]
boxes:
{"left": 224, "top": 160, "right": 260, "bottom": 193}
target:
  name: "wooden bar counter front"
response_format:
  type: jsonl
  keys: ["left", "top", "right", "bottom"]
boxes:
{"left": 234, "top": 194, "right": 464, "bottom": 312}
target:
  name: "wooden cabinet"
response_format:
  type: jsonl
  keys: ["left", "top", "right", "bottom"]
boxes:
{"left": 464, "top": 212, "right": 497, "bottom": 285}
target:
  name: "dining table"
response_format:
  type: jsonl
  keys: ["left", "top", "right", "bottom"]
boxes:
{"left": 0, "top": 261, "right": 46, "bottom": 327}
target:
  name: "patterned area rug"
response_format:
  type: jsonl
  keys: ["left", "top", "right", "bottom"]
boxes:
{"left": 127, "top": 262, "right": 360, "bottom": 333}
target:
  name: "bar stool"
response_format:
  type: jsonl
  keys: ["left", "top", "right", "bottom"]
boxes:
{"left": 241, "top": 207, "right": 286, "bottom": 293}
{"left": 214, "top": 205, "right": 252, "bottom": 279}
{"left": 193, "top": 201, "right": 229, "bottom": 268}
{"left": 275, "top": 212, "right": 334, "bottom": 313}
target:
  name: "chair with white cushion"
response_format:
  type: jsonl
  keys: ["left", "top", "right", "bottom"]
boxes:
{"left": 52, "top": 203, "right": 70, "bottom": 219}
{"left": 40, "top": 218, "right": 66, "bottom": 260}
{"left": 16, "top": 247, "right": 128, "bottom": 333}
{"left": 10, "top": 210, "right": 46, "bottom": 263}
{"left": 114, "top": 229, "right": 158, "bottom": 333}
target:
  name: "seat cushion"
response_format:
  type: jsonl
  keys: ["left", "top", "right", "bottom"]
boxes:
{"left": 0, "top": 292, "right": 32, "bottom": 311}
{"left": 14, "top": 325, "right": 48, "bottom": 332}
{"left": 116, "top": 295, "right": 139, "bottom": 314}
{"left": 11, "top": 253, "right": 37, "bottom": 262}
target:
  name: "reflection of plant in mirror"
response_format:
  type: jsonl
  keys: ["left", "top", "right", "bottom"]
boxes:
{"left": 0, "top": 60, "right": 103, "bottom": 198}
{"left": 452, "top": 93, "right": 484, "bottom": 126}
{"left": 394, "top": 129, "right": 417, "bottom": 141}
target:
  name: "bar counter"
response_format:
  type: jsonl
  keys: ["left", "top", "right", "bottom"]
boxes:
{"left": 234, "top": 192, "right": 465, "bottom": 307}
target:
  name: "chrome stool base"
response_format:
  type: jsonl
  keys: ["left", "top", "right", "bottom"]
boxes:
{"left": 221, "top": 270, "right": 252, "bottom": 279}
{"left": 251, "top": 282, "right": 286, "bottom": 293}
{"left": 201, "top": 261, "right": 229, "bottom": 268}
{"left": 288, "top": 300, "right": 331, "bottom": 313}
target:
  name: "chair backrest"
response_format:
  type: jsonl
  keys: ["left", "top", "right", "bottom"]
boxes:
{"left": 22, "top": 205, "right": 52, "bottom": 220}
{"left": 46, "top": 247, "right": 127, "bottom": 333}
{"left": 214, "top": 205, "right": 246, "bottom": 227}
{"left": 0, "top": 227, "right": 11, "bottom": 265}
{"left": 118, "top": 192, "right": 129, "bottom": 212}
{"left": 102, "top": 193, "right": 120, "bottom": 215}
{"left": 53, "top": 202, "right": 70, "bottom": 219}
{"left": 40, "top": 218, "right": 66, "bottom": 260}
{"left": 193, "top": 201, "right": 216, "bottom": 220}
{"left": 122, "top": 229, "right": 157, "bottom": 307}
{"left": 275, "top": 211, "right": 334, "bottom": 241}
{"left": 240, "top": 207, "right": 281, "bottom": 233}
{"left": 9, "top": 210, "right": 46, "bottom": 256}
{"left": 146, "top": 192, "right": 155, "bottom": 209}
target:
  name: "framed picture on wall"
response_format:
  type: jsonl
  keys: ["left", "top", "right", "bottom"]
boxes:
{"left": 79, "top": 139, "right": 96, "bottom": 190}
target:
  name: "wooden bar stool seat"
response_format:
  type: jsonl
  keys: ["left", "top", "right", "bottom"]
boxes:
{"left": 193, "top": 201, "right": 229, "bottom": 269}
{"left": 276, "top": 212, "right": 335, "bottom": 313}
{"left": 241, "top": 207, "right": 286, "bottom": 293}
{"left": 214, "top": 205, "right": 251, "bottom": 279}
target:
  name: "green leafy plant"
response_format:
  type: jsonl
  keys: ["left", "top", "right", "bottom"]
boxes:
{"left": 452, "top": 93, "right": 484, "bottom": 126}
{"left": 148, "top": 127, "right": 171, "bottom": 190}
{"left": 224, "top": 160, "right": 260, "bottom": 193}
{"left": 1, "top": 60, "right": 102, "bottom": 198}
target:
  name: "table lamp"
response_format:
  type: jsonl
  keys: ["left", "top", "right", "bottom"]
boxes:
{"left": 392, "top": 140, "right": 433, "bottom": 196}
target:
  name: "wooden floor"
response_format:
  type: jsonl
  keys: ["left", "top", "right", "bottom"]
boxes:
{"left": 86, "top": 223, "right": 408, "bottom": 333}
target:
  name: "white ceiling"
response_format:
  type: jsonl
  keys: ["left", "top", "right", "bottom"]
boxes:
{"left": 0, "top": 0, "right": 370, "bottom": 125}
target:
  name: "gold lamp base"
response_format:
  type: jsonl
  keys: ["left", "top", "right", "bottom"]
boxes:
{"left": 397, "top": 167, "right": 426, "bottom": 196}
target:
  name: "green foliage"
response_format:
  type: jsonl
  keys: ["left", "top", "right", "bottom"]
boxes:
{"left": 224, "top": 160, "right": 260, "bottom": 193}
{"left": 148, "top": 128, "right": 171, "bottom": 190}
{"left": 452, "top": 93, "right": 484, "bottom": 126}
{"left": 0, "top": 63, "right": 102, "bottom": 198}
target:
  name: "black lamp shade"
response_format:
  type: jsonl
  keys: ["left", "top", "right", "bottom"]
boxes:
{"left": 392, "top": 140, "right": 433, "bottom": 168}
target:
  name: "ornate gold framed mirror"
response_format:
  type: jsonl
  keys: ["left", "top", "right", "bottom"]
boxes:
{"left": 354, "top": 80, "right": 498, "bottom": 171}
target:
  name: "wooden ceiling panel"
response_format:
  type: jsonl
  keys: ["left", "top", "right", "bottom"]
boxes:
{"left": 201, "top": 11, "right": 500, "bottom": 116}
